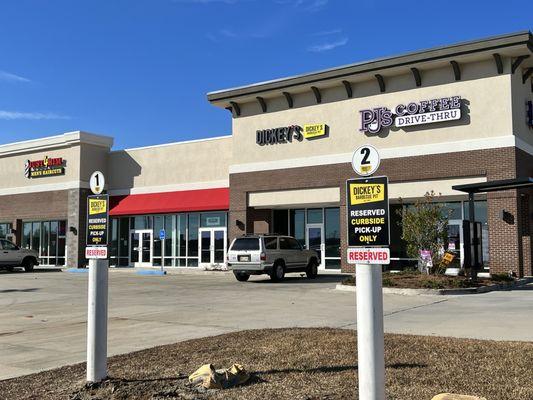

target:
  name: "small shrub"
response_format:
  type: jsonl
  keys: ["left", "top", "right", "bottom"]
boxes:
{"left": 490, "top": 273, "right": 514, "bottom": 283}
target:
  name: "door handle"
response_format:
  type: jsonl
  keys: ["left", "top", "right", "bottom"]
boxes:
{"left": 3, "top": 251, "right": 8, "bottom": 254}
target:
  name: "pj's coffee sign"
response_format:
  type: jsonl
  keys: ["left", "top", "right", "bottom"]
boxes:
{"left": 256, "top": 123, "right": 327, "bottom": 146}
{"left": 360, "top": 96, "right": 462, "bottom": 134}
{"left": 24, "top": 156, "right": 65, "bottom": 179}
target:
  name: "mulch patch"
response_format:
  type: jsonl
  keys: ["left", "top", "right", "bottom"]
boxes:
{"left": 342, "top": 272, "right": 514, "bottom": 290}
{"left": 1, "top": 328, "right": 532, "bottom": 400}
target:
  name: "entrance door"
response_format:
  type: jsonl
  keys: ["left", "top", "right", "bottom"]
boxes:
{"left": 199, "top": 228, "right": 227, "bottom": 268}
{"left": 129, "top": 230, "right": 153, "bottom": 267}
{"left": 447, "top": 220, "right": 463, "bottom": 268}
{"left": 306, "top": 224, "right": 324, "bottom": 269}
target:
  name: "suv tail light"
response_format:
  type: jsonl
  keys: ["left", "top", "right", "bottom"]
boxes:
{"left": 260, "top": 252, "right": 266, "bottom": 261}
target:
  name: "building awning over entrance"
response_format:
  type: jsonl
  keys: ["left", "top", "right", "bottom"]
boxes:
{"left": 109, "top": 187, "right": 229, "bottom": 216}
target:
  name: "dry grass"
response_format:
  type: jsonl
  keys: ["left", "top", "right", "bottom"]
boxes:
{"left": 1, "top": 328, "right": 532, "bottom": 399}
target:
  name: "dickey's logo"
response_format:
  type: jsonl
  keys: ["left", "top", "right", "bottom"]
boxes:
{"left": 89, "top": 198, "right": 107, "bottom": 215}
{"left": 349, "top": 183, "right": 384, "bottom": 205}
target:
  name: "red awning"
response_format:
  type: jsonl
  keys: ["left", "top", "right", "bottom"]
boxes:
{"left": 109, "top": 188, "right": 229, "bottom": 216}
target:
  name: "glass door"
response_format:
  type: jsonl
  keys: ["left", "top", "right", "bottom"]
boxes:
{"left": 446, "top": 220, "right": 463, "bottom": 268}
{"left": 129, "top": 229, "right": 153, "bottom": 267}
{"left": 199, "top": 228, "right": 227, "bottom": 268}
{"left": 306, "top": 224, "right": 324, "bottom": 269}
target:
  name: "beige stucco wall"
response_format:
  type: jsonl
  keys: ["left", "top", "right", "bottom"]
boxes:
{"left": 231, "top": 59, "right": 514, "bottom": 165}
{"left": 511, "top": 63, "right": 533, "bottom": 149}
{"left": 107, "top": 136, "right": 232, "bottom": 192}
{"left": 0, "top": 145, "right": 81, "bottom": 192}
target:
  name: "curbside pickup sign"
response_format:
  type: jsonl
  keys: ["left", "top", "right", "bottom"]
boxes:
{"left": 86, "top": 195, "right": 109, "bottom": 247}
{"left": 346, "top": 176, "right": 390, "bottom": 247}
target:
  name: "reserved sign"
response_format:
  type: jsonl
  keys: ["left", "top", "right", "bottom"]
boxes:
{"left": 347, "top": 248, "right": 390, "bottom": 265}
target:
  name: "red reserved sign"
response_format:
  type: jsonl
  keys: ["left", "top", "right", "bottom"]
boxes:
{"left": 85, "top": 246, "right": 108, "bottom": 259}
{"left": 347, "top": 248, "right": 390, "bottom": 265}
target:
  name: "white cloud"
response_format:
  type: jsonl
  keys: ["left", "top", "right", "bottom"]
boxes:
{"left": 0, "top": 71, "right": 30, "bottom": 83}
{"left": 311, "top": 28, "right": 342, "bottom": 36}
{"left": 307, "top": 37, "right": 348, "bottom": 52}
{"left": 173, "top": 0, "right": 242, "bottom": 3}
{"left": 0, "top": 111, "right": 70, "bottom": 120}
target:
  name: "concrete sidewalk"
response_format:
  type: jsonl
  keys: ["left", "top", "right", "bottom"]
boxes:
{"left": 1, "top": 269, "right": 532, "bottom": 380}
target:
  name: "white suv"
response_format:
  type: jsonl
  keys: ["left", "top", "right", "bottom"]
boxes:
{"left": 227, "top": 234, "right": 319, "bottom": 282}
{"left": 0, "top": 239, "right": 39, "bottom": 272}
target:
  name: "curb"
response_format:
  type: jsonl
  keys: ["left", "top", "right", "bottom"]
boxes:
{"left": 135, "top": 269, "right": 167, "bottom": 276}
{"left": 335, "top": 277, "right": 533, "bottom": 295}
{"left": 65, "top": 268, "right": 89, "bottom": 274}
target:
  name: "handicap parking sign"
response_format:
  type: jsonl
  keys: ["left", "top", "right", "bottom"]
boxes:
{"left": 159, "top": 229, "right": 166, "bottom": 240}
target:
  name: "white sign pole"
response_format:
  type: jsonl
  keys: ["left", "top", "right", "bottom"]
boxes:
{"left": 356, "top": 263, "right": 385, "bottom": 400}
{"left": 87, "top": 258, "right": 109, "bottom": 382}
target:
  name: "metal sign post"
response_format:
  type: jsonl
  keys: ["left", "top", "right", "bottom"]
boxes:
{"left": 87, "top": 258, "right": 109, "bottom": 382}
{"left": 349, "top": 146, "right": 388, "bottom": 400}
{"left": 86, "top": 172, "right": 109, "bottom": 383}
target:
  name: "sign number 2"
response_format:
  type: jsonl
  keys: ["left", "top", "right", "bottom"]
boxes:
{"left": 360, "top": 147, "right": 371, "bottom": 165}
{"left": 352, "top": 145, "right": 380, "bottom": 177}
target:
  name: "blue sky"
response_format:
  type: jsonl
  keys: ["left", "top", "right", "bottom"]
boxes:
{"left": 0, "top": 0, "right": 530, "bottom": 149}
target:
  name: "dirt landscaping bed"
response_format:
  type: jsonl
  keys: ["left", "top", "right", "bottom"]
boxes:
{"left": 341, "top": 271, "right": 515, "bottom": 290}
{"left": 1, "top": 328, "right": 533, "bottom": 400}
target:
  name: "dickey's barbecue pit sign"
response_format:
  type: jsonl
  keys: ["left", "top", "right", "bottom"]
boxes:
{"left": 24, "top": 156, "right": 65, "bottom": 178}
{"left": 256, "top": 123, "right": 327, "bottom": 145}
{"left": 360, "top": 96, "right": 462, "bottom": 134}
{"left": 346, "top": 176, "right": 390, "bottom": 247}
{"left": 86, "top": 195, "right": 109, "bottom": 246}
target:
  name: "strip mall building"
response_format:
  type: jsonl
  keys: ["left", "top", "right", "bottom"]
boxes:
{"left": 0, "top": 32, "right": 532, "bottom": 276}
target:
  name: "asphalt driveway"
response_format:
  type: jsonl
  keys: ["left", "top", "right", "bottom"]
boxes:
{"left": 1, "top": 269, "right": 532, "bottom": 380}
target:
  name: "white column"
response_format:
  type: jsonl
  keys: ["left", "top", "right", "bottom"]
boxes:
{"left": 87, "top": 259, "right": 109, "bottom": 382}
{"left": 356, "top": 263, "right": 385, "bottom": 400}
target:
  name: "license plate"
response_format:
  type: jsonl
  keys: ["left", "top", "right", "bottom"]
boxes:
{"left": 238, "top": 255, "right": 250, "bottom": 262}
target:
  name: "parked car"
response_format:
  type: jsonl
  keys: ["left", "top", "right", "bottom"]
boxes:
{"left": 0, "top": 239, "right": 39, "bottom": 272}
{"left": 227, "top": 234, "right": 319, "bottom": 282}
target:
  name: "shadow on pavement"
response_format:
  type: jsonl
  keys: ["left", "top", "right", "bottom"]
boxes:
{"left": 248, "top": 274, "right": 345, "bottom": 285}
{"left": 0, "top": 268, "right": 62, "bottom": 275}
{"left": 0, "top": 287, "right": 40, "bottom": 293}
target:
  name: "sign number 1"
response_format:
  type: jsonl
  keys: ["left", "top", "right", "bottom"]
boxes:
{"left": 90, "top": 171, "right": 106, "bottom": 195}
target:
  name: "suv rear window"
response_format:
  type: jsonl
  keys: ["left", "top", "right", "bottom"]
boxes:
{"left": 264, "top": 236, "right": 277, "bottom": 250}
{"left": 231, "top": 238, "right": 260, "bottom": 251}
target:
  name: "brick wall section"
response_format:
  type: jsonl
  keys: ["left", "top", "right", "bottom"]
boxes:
{"left": 230, "top": 146, "right": 532, "bottom": 276}
{"left": 0, "top": 188, "right": 92, "bottom": 269}
{"left": 516, "top": 148, "right": 533, "bottom": 276}
{"left": 0, "top": 190, "right": 69, "bottom": 245}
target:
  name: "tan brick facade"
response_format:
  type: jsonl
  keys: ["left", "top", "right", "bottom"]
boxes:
{"left": 230, "top": 147, "right": 533, "bottom": 277}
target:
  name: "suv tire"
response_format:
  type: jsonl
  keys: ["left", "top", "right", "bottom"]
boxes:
{"left": 234, "top": 272, "right": 250, "bottom": 282}
{"left": 270, "top": 262, "right": 285, "bottom": 282}
{"left": 306, "top": 259, "right": 318, "bottom": 279}
{"left": 23, "top": 258, "right": 35, "bottom": 273}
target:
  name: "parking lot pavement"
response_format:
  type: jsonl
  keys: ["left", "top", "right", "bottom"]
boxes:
{"left": 1, "top": 269, "right": 533, "bottom": 380}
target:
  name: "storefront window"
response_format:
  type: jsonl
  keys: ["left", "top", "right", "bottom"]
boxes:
{"left": 153, "top": 215, "right": 164, "bottom": 266}
{"left": 442, "top": 202, "right": 462, "bottom": 220}
{"left": 0, "top": 223, "right": 10, "bottom": 239}
{"left": 290, "top": 209, "right": 305, "bottom": 248}
{"left": 177, "top": 214, "right": 186, "bottom": 260}
{"left": 307, "top": 208, "right": 323, "bottom": 224}
{"left": 200, "top": 212, "right": 226, "bottom": 228}
{"left": 133, "top": 216, "right": 152, "bottom": 230}
{"left": 164, "top": 215, "right": 174, "bottom": 266}
{"left": 109, "top": 218, "right": 119, "bottom": 264}
{"left": 22, "top": 220, "right": 66, "bottom": 266}
{"left": 272, "top": 210, "right": 289, "bottom": 235}
{"left": 188, "top": 214, "right": 199, "bottom": 262}
{"left": 324, "top": 208, "right": 340, "bottom": 258}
